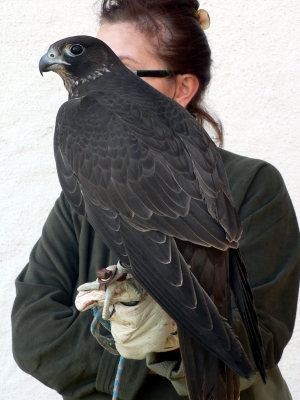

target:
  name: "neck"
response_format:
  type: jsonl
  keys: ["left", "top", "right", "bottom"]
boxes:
{"left": 67, "top": 67, "right": 112, "bottom": 99}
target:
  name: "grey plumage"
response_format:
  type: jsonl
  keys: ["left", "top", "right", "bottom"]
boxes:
{"left": 39, "top": 35, "right": 266, "bottom": 400}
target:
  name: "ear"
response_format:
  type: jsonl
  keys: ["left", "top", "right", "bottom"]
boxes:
{"left": 173, "top": 74, "right": 199, "bottom": 108}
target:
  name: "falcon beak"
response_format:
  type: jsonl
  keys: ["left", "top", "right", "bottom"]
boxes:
{"left": 39, "top": 48, "right": 70, "bottom": 76}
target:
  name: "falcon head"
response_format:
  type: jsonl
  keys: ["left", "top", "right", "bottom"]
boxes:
{"left": 39, "top": 35, "right": 119, "bottom": 94}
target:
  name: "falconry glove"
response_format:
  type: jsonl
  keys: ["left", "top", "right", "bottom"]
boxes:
{"left": 110, "top": 292, "right": 179, "bottom": 359}
{"left": 75, "top": 268, "right": 179, "bottom": 360}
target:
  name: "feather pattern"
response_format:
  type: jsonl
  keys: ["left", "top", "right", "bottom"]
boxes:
{"left": 41, "top": 36, "right": 266, "bottom": 399}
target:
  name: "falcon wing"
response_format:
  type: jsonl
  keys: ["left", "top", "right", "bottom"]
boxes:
{"left": 87, "top": 85, "right": 242, "bottom": 245}
{"left": 54, "top": 94, "right": 254, "bottom": 380}
{"left": 55, "top": 146, "right": 86, "bottom": 217}
{"left": 41, "top": 34, "right": 266, "bottom": 400}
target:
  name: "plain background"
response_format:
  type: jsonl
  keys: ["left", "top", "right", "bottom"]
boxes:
{"left": 1, "top": 0, "right": 299, "bottom": 398}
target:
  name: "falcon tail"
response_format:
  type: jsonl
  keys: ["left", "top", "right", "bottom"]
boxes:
{"left": 177, "top": 242, "right": 241, "bottom": 400}
{"left": 229, "top": 248, "right": 267, "bottom": 383}
{"left": 178, "top": 326, "right": 240, "bottom": 400}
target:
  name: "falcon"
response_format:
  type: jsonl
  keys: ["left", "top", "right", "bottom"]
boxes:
{"left": 39, "top": 35, "right": 266, "bottom": 400}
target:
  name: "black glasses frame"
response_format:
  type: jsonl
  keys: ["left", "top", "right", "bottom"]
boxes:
{"left": 133, "top": 70, "right": 181, "bottom": 78}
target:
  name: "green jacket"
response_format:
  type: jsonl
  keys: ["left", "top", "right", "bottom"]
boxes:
{"left": 12, "top": 149, "right": 300, "bottom": 400}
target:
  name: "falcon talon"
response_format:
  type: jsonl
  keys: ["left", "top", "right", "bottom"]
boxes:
{"left": 116, "top": 260, "right": 132, "bottom": 275}
{"left": 102, "top": 283, "right": 115, "bottom": 320}
{"left": 77, "top": 280, "right": 100, "bottom": 291}
{"left": 100, "top": 279, "right": 142, "bottom": 319}
{"left": 130, "top": 284, "right": 142, "bottom": 300}
{"left": 123, "top": 280, "right": 142, "bottom": 302}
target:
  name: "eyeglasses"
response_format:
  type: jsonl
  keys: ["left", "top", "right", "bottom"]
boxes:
{"left": 133, "top": 70, "right": 181, "bottom": 78}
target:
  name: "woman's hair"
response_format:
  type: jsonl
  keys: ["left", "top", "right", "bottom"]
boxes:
{"left": 98, "top": 0, "right": 223, "bottom": 145}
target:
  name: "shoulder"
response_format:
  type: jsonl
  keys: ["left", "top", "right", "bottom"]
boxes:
{"left": 219, "top": 147, "right": 282, "bottom": 179}
{"left": 218, "top": 148, "right": 287, "bottom": 212}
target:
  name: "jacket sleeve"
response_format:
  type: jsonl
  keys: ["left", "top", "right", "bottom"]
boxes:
{"left": 11, "top": 193, "right": 148, "bottom": 399}
{"left": 226, "top": 157, "right": 300, "bottom": 371}
{"left": 144, "top": 154, "right": 300, "bottom": 397}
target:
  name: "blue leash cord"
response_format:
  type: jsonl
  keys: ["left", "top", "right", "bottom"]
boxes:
{"left": 113, "top": 356, "right": 124, "bottom": 400}
{"left": 91, "top": 306, "right": 123, "bottom": 400}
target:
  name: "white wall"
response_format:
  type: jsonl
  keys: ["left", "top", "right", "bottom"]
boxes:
{"left": 1, "top": 0, "right": 299, "bottom": 398}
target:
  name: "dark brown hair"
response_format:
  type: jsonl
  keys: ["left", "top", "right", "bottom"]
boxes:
{"left": 98, "top": 0, "right": 223, "bottom": 145}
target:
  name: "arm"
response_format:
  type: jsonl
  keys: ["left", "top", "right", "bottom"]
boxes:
{"left": 226, "top": 157, "right": 300, "bottom": 370}
{"left": 11, "top": 193, "right": 148, "bottom": 399}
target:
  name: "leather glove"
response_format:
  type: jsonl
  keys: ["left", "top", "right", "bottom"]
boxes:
{"left": 109, "top": 291, "right": 179, "bottom": 359}
{"left": 75, "top": 276, "right": 143, "bottom": 316}
{"left": 75, "top": 266, "right": 179, "bottom": 359}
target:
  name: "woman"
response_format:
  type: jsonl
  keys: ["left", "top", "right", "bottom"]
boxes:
{"left": 12, "top": 1, "right": 300, "bottom": 399}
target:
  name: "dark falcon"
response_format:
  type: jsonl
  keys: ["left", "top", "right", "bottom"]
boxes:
{"left": 39, "top": 36, "right": 266, "bottom": 400}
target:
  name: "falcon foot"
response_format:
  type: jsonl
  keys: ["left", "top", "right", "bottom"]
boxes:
{"left": 101, "top": 277, "right": 144, "bottom": 320}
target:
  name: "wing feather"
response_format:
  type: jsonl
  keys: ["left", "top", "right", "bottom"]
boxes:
{"left": 52, "top": 53, "right": 266, "bottom": 399}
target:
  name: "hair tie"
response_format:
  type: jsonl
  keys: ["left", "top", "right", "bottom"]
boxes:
{"left": 196, "top": 9, "right": 210, "bottom": 30}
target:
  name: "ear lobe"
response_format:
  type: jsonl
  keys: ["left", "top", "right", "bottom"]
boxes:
{"left": 173, "top": 74, "right": 199, "bottom": 108}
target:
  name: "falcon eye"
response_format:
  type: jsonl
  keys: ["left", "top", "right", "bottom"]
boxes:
{"left": 70, "top": 44, "right": 84, "bottom": 55}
